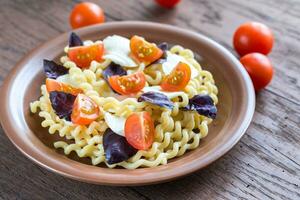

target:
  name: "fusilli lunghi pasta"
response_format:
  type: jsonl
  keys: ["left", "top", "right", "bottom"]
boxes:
{"left": 30, "top": 36, "right": 218, "bottom": 169}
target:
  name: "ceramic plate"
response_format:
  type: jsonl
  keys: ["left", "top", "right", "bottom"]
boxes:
{"left": 0, "top": 21, "right": 255, "bottom": 186}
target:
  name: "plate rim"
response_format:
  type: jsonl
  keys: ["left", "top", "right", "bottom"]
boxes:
{"left": 0, "top": 21, "right": 255, "bottom": 186}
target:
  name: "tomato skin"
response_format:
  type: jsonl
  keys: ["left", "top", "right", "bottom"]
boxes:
{"left": 161, "top": 62, "right": 191, "bottom": 91}
{"left": 155, "top": 0, "right": 181, "bottom": 8}
{"left": 70, "top": 2, "right": 105, "bottom": 29}
{"left": 125, "top": 112, "right": 155, "bottom": 150}
{"left": 68, "top": 43, "right": 104, "bottom": 68}
{"left": 71, "top": 94, "right": 100, "bottom": 125}
{"left": 46, "top": 78, "right": 82, "bottom": 95}
{"left": 240, "top": 53, "right": 274, "bottom": 91}
{"left": 130, "top": 35, "right": 163, "bottom": 64}
{"left": 108, "top": 72, "right": 146, "bottom": 95}
{"left": 233, "top": 22, "right": 274, "bottom": 56}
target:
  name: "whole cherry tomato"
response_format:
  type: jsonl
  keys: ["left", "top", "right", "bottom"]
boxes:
{"left": 155, "top": 0, "right": 181, "bottom": 8}
{"left": 233, "top": 22, "right": 274, "bottom": 56}
{"left": 70, "top": 2, "right": 105, "bottom": 29}
{"left": 240, "top": 53, "right": 274, "bottom": 91}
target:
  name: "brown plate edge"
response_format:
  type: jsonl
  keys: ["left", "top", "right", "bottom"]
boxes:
{"left": 0, "top": 21, "right": 255, "bottom": 186}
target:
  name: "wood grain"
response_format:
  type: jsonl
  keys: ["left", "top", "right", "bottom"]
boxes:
{"left": 0, "top": 0, "right": 299, "bottom": 199}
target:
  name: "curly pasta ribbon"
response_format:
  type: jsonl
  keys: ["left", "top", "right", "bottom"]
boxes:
{"left": 30, "top": 43, "right": 218, "bottom": 169}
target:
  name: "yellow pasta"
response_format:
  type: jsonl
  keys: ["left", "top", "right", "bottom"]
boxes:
{"left": 30, "top": 40, "right": 218, "bottom": 169}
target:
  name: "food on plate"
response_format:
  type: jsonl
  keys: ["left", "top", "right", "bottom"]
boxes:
{"left": 155, "top": 0, "right": 181, "bottom": 8}
{"left": 125, "top": 111, "right": 155, "bottom": 150}
{"left": 30, "top": 33, "right": 218, "bottom": 169}
{"left": 130, "top": 35, "right": 163, "bottom": 65}
{"left": 108, "top": 71, "right": 146, "bottom": 95}
{"left": 68, "top": 42, "right": 104, "bottom": 68}
{"left": 233, "top": 22, "right": 274, "bottom": 56}
{"left": 240, "top": 53, "right": 273, "bottom": 91}
{"left": 160, "top": 62, "right": 191, "bottom": 91}
{"left": 70, "top": 2, "right": 105, "bottom": 29}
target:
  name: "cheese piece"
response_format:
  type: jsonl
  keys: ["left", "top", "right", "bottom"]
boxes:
{"left": 142, "top": 86, "right": 185, "bottom": 99}
{"left": 103, "top": 35, "right": 137, "bottom": 67}
{"left": 56, "top": 74, "right": 70, "bottom": 84}
{"left": 104, "top": 112, "right": 126, "bottom": 137}
{"left": 56, "top": 74, "right": 78, "bottom": 88}
{"left": 162, "top": 51, "right": 199, "bottom": 78}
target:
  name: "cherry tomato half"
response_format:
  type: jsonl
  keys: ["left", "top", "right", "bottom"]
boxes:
{"left": 71, "top": 94, "right": 100, "bottom": 125}
{"left": 240, "top": 53, "right": 274, "bottom": 91}
{"left": 108, "top": 71, "right": 146, "bottom": 95}
{"left": 125, "top": 112, "right": 155, "bottom": 150}
{"left": 46, "top": 78, "right": 82, "bottom": 95}
{"left": 155, "top": 0, "right": 181, "bottom": 8}
{"left": 70, "top": 2, "right": 105, "bottom": 29}
{"left": 233, "top": 22, "right": 274, "bottom": 56}
{"left": 130, "top": 35, "right": 163, "bottom": 65}
{"left": 161, "top": 62, "right": 191, "bottom": 91}
{"left": 68, "top": 43, "right": 104, "bottom": 68}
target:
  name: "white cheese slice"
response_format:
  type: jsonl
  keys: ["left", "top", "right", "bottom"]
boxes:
{"left": 56, "top": 74, "right": 78, "bottom": 88}
{"left": 142, "top": 86, "right": 185, "bottom": 99}
{"left": 103, "top": 35, "right": 137, "bottom": 67}
{"left": 104, "top": 112, "right": 126, "bottom": 137}
{"left": 56, "top": 74, "right": 70, "bottom": 84}
{"left": 162, "top": 51, "right": 199, "bottom": 78}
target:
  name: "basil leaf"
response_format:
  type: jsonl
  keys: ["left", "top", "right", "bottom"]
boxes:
{"left": 43, "top": 59, "right": 68, "bottom": 79}
{"left": 102, "top": 62, "right": 127, "bottom": 82}
{"left": 103, "top": 128, "right": 137, "bottom": 165}
{"left": 183, "top": 95, "right": 217, "bottom": 119}
{"left": 153, "top": 42, "right": 168, "bottom": 64}
{"left": 49, "top": 91, "right": 76, "bottom": 121}
{"left": 69, "top": 32, "right": 83, "bottom": 47}
{"left": 138, "top": 92, "right": 174, "bottom": 109}
{"left": 158, "top": 42, "right": 168, "bottom": 52}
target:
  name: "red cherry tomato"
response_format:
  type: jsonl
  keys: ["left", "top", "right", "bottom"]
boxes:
{"left": 233, "top": 22, "right": 274, "bottom": 56}
{"left": 46, "top": 78, "right": 82, "bottom": 95}
{"left": 108, "top": 72, "right": 146, "bottom": 95}
{"left": 125, "top": 112, "right": 155, "bottom": 150}
{"left": 68, "top": 43, "right": 104, "bottom": 68}
{"left": 240, "top": 53, "right": 274, "bottom": 91}
{"left": 155, "top": 0, "right": 181, "bottom": 8}
{"left": 70, "top": 2, "right": 105, "bottom": 29}
{"left": 71, "top": 94, "right": 100, "bottom": 125}
{"left": 161, "top": 62, "right": 191, "bottom": 91}
{"left": 130, "top": 35, "right": 163, "bottom": 65}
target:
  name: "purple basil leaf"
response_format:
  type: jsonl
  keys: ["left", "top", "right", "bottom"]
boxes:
{"left": 183, "top": 95, "right": 217, "bottom": 119}
{"left": 103, "top": 128, "right": 137, "bottom": 165}
{"left": 43, "top": 59, "right": 68, "bottom": 79}
{"left": 153, "top": 42, "right": 168, "bottom": 65}
{"left": 158, "top": 42, "right": 168, "bottom": 52}
{"left": 102, "top": 62, "right": 127, "bottom": 82}
{"left": 49, "top": 91, "right": 76, "bottom": 121}
{"left": 153, "top": 58, "right": 167, "bottom": 64}
{"left": 138, "top": 92, "right": 174, "bottom": 109}
{"left": 69, "top": 32, "right": 83, "bottom": 47}
{"left": 102, "top": 62, "right": 127, "bottom": 94}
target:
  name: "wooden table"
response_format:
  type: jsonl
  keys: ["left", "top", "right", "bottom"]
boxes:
{"left": 0, "top": 0, "right": 299, "bottom": 199}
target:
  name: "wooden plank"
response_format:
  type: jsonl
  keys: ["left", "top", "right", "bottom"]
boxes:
{"left": 0, "top": 0, "right": 299, "bottom": 199}
{"left": 1, "top": 0, "right": 299, "bottom": 101}
{"left": 132, "top": 90, "right": 300, "bottom": 200}
{"left": 0, "top": 132, "right": 146, "bottom": 200}
{"left": 95, "top": 0, "right": 300, "bottom": 102}
{"left": 0, "top": 88, "right": 299, "bottom": 199}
